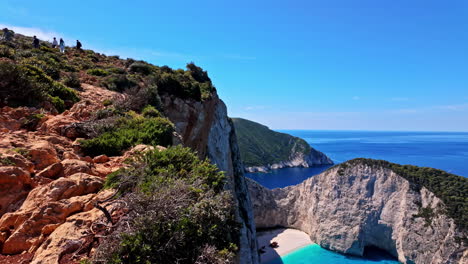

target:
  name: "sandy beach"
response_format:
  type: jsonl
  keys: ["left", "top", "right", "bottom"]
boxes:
{"left": 257, "top": 228, "right": 312, "bottom": 263}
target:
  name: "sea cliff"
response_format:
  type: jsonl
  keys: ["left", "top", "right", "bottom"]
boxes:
{"left": 231, "top": 118, "right": 332, "bottom": 173}
{"left": 248, "top": 160, "right": 467, "bottom": 264}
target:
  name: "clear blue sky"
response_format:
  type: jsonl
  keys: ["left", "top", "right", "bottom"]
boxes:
{"left": 2, "top": 0, "right": 467, "bottom": 131}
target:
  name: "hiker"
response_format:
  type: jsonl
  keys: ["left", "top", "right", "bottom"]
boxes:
{"left": 32, "top": 36, "right": 39, "bottom": 48}
{"left": 52, "top": 37, "right": 58, "bottom": 48}
{"left": 59, "top": 38, "right": 65, "bottom": 53}
{"left": 76, "top": 40, "right": 82, "bottom": 50}
{"left": 2, "top": 28, "right": 13, "bottom": 41}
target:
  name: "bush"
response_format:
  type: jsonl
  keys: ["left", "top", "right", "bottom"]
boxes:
{"left": 128, "top": 61, "right": 153, "bottom": 75}
{"left": 141, "top": 105, "right": 161, "bottom": 118}
{"left": 80, "top": 116, "right": 174, "bottom": 157}
{"left": 63, "top": 73, "right": 81, "bottom": 89}
{"left": 87, "top": 68, "right": 110, "bottom": 77}
{"left": 0, "top": 61, "right": 46, "bottom": 107}
{"left": 95, "top": 146, "right": 239, "bottom": 264}
{"left": 0, "top": 45, "right": 15, "bottom": 59}
{"left": 21, "top": 113, "right": 45, "bottom": 131}
{"left": 102, "top": 74, "right": 137, "bottom": 92}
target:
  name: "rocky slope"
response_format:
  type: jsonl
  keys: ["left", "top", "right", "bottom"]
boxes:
{"left": 0, "top": 33, "right": 259, "bottom": 263}
{"left": 231, "top": 118, "right": 332, "bottom": 173}
{"left": 0, "top": 85, "right": 259, "bottom": 264}
{"left": 248, "top": 160, "right": 467, "bottom": 264}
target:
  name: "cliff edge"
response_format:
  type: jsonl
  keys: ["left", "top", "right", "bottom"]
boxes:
{"left": 248, "top": 159, "right": 467, "bottom": 264}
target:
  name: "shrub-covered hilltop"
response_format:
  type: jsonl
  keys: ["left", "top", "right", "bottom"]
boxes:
{"left": 0, "top": 31, "right": 244, "bottom": 263}
{"left": 232, "top": 118, "right": 332, "bottom": 171}
{"left": 342, "top": 158, "right": 468, "bottom": 236}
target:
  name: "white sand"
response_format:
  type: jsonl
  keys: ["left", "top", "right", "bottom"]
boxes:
{"left": 257, "top": 228, "right": 312, "bottom": 263}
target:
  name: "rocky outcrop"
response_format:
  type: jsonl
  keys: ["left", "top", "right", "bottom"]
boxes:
{"left": 163, "top": 94, "right": 260, "bottom": 264}
{"left": 248, "top": 161, "right": 467, "bottom": 264}
{"left": 245, "top": 148, "right": 333, "bottom": 173}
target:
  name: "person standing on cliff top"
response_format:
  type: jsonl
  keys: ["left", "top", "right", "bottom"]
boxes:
{"left": 32, "top": 36, "right": 39, "bottom": 48}
{"left": 76, "top": 40, "right": 82, "bottom": 51}
{"left": 59, "top": 38, "right": 65, "bottom": 53}
{"left": 52, "top": 37, "right": 58, "bottom": 48}
{"left": 2, "top": 28, "right": 13, "bottom": 41}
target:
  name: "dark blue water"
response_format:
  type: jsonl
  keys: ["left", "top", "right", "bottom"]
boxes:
{"left": 246, "top": 130, "right": 468, "bottom": 189}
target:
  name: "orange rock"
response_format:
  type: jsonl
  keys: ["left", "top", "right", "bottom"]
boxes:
{"left": 93, "top": 154, "right": 109, "bottom": 163}
{"left": 0, "top": 173, "right": 104, "bottom": 254}
{"left": 81, "top": 156, "right": 94, "bottom": 163}
{"left": 2, "top": 153, "right": 34, "bottom": 173}
{"left": 63, "top": 151, "right": 79, "bottom": 160}
{"left": 29, "top": 141, "right": 60, "bottom": 170}
{"left": 0, "top": 167, "right": 31, "bottom": 216}
{"left": 61, "top": 159, "right": 93, "bottom": 177}
{"left": 36, "top": 163, "right": 63, "bottom": 179}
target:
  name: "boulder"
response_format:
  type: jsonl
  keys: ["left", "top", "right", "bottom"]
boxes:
{"left": 93, "top": 154, "right": 109, "bottom": 164}
{"left": 61, "top": 159, "right": 92, "bottom": 177}
{"left": 36, "top": 163, "right": 63, "bottom": 179}
{"left": 0, "top": 173, "right": 104, "bottom": 254}
{"left": 0, "top": 167, "right": 31, "bottom": 216}
{"left": 29, "top": 141, "right": 60, "bottom": 170}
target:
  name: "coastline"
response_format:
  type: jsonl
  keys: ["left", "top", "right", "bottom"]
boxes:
{"left": 257, "top": 228, "right": 312, "bottom": 263}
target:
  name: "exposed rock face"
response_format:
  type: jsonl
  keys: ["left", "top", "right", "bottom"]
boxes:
{"left": 163, "top": 94, "right": 260, "bottom": 264}
{"left": 245, "top": 148, "right": 333, "bottom": 173}
{"left": 248, "top": 162, "right": 467, "bottom": 264}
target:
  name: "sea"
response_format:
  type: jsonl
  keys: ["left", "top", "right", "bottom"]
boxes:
{"left": 246, "top": 130, "right": 468, "bottom": 264}
{"left": 266, "top": 244, "right": 399, "bottom": 264}
{"left": 246, "top": 130, "right": 468, "bottom": 189}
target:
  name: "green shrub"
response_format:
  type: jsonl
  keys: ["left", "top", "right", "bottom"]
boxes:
{"left": 21, "top": 113, "right": 45, "bottom": 131}
{"left": 0, "top": 61, "right": 46, "bottom": 107}
{"left": 95, "top": 146, "right": 239, "bottom": 264}
{"left": 102, "top": 74, "right": 138, "bottom": 92}
{"left": 141, "top": 105, "right": 161, "bottom": 118}
{"left": 80, "top": 116, "right": 174, "bottom": 157}
{"left": 87, "top": 68, "right": 110, "bottom": 77}
{"left": 128, "top": 61, "right": 153, "bottom": 75}
{"left": 0, "top": 45, "right": 15, "bottom": 59}
{"left": 63, "top": 73, "right": 81, "bottom": 89}
{"left": 102, "top": 99, "right": 112, "bottom": 106}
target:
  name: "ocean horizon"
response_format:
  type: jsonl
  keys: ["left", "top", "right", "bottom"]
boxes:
{"left": 246, "top": 130, "right": 468, "bottom": 189}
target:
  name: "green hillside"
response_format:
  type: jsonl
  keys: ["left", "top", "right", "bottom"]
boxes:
{"left": 232, "top": 118, "right": 311, "bottom": 167}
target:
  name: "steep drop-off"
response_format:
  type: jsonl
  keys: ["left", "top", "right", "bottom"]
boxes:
{"left": 248, "top": 159, "right": 467, "bottom": 264}
{"left": 0, "top": 33, "right": 259, "bottom": 263}
{"left": 232, "top": 118, "right": 332, "bottom": 172}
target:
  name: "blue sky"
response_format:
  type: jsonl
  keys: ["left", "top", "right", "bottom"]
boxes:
{"left": 1, "top": 0, "right": 467, "bottom": 131}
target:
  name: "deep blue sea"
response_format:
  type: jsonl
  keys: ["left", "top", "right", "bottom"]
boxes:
{"left": 246, "top": 130, "right": 468, "bottom": 189}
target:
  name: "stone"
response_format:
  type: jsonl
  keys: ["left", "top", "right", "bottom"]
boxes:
{"left": 0, "top": 167, "right": 31, "bottom": 216}
{"left": 93, "top": 154, "right": 109, "bottom": 163}
{"left": 29, "top": 141, "right": 60, "bottom": 170}
{"left": 36, "top": 162, "right": 63, "bottom": 179}
{"left": 61, "top": 159, "right": 92, "bottom": 177}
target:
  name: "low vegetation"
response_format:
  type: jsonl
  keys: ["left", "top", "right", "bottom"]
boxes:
{"left": 232, "top": 118, "right": 311, "bottom": 167}
{"left": 80, "top": 113, "right": 174, "bottom": 157}
{"left": 94, "top": 146, "right": 239, "bottom": 264}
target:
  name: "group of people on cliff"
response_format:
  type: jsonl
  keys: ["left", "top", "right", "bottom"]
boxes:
{"left": 2, "top": 28, "right": 82, "bottom": 53}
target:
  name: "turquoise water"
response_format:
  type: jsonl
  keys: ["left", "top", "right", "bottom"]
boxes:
{"left": 267, "top": 244, "right": 399, "bottom": 264}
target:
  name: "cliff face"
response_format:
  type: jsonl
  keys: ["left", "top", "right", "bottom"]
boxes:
{"left": 245, "top": 146, "right": 333, "bottom": 173}
{"left": 162, "top": 95, "right": 259, "bottom": 264}
{"left": 248, "top": 161, "right": 467, "bottom": 264}
{"left": 231, "top": 118, "right": 332, "bottom": 173}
